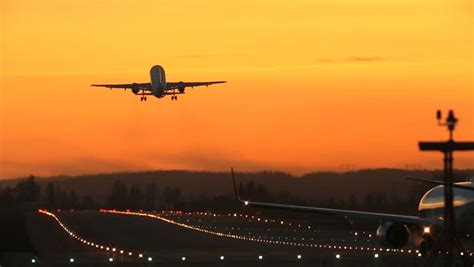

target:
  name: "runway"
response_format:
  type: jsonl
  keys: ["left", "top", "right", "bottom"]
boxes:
{"left": 11, "top": 209, "right": 472, "bottom": 266}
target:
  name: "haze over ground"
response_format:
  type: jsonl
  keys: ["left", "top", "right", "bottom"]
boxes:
{"left": 1, "top": 0, "right": 473, "bottom": 179}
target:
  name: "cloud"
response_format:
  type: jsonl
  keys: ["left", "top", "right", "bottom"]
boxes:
{"left": 315, "top": 56, "right": 387, "bottom": 64}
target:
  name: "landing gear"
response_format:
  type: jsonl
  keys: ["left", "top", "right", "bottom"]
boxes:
{"left": 140, "top": 96, "right": 147, "bottom": 102}
{"left": 171, "top": 95, "right": 178, "bottom": 101}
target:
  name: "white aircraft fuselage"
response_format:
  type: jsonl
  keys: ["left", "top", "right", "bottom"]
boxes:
{"left": 418, "top": 180, "right": 474, "bottom": 235}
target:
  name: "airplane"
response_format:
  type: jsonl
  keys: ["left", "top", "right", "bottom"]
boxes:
{"left": 91, "top": 65, "right": 226, "bottom": 101}
{"left": 231, "top": 169, "right": 474, "bottom": 253}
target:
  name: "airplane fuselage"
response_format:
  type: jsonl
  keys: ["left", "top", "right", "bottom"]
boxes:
{"left": 150, "top": 65, "right": 167, "bottom": 98}
{"left": 418, "top": 181, "right": 474, "bottom": 235}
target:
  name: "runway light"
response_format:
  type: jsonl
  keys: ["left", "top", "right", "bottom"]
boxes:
{"left": 147, "top": 257, "right": 152, "bottom": 262}
{"left": 258, "top": 255, "right": 263, "bottom": 260}
{"left": 297, "top": 254, "right": 302, "bottom": 259}
{"left": 138, "top": 253, "right": 143, "bottom": 258}
{"left": 220, "top": 256, "right": 224, "bottom": 260}
{"left": 181, "top": 256, "right": 186, "bottom": 261}
{"left": 423, "top": 227, "right": 431, "bottom": 234}
{"left": 374, "top": 253, "right": 379, "bottom": 258}
{"left": 336, "top": 254, "right": 341, "bottom": 259}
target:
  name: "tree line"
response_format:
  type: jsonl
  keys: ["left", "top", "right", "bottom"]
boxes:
{"left": 0, "top": 174, "right": 430, "bottom": 216}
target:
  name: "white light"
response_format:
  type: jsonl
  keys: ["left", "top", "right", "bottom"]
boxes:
{"left": 423, "top": 227, "right": 431, "bottom": 234}
{"left": 460, "top": 252, "right": 464, "bottom": 256}
{"left": 244, "top": 201, "right": 249, "bottom": 205}
{"left": 374, "top": 254, "right": 379, "bottom": 258}
{"left": 220, "top": 256, "right": 225, "bottom": 260}
{"left": 297, "top": 254, "right": 302, "bottom": 259}
{"left": 69, "top": 258, "right": 74, "bottom": 263}
{"left": 181, "top": 256, "right": 186, "bottom": 261}
{"left": 258, "top": 255, "right": 263, "bottom": 260}
{"left": 148, "top": 257, "right": 152, "bottom": 262}
{"left": 336, "top": 254, "right": 341, "bottom": 259}
{"left": 418, "top": 253, "right": 422, "bottom": 257}
{"left": 108, "top": 258, "right": 113, "bottom": 262}
{"left": 354, "top": 232, "right": 358, "bottom": 236}
{"left": 31, "top": 259, "right": 36, "bottom": 263}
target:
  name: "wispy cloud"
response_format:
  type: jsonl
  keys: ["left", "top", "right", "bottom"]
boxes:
{"left": 315, "top": 56, "right": 387, "bottom": 64}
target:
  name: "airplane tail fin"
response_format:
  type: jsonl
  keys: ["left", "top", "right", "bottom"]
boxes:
{"left": 231, "top": 168, "right": 244, "bottom": 203}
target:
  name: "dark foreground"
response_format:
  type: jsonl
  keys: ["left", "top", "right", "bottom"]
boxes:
{"left": 0, "top": 210, "right": 471, "bottom": 266}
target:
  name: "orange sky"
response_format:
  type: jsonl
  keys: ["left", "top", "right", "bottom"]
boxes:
{"left": 1, "top": 0, "right": 473, "bottom": 179}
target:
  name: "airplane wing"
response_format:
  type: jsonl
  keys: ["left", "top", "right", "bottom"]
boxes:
{"left": 91, "top": 83, "right": 151, "bottom": 90}
{"left": 166, "top": 81, "right": 226, "bottom": 90}
{"left": 231, "top": 169, "right": 435, "bottom": 225}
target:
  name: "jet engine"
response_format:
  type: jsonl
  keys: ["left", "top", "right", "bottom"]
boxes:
{"left": 376, "top": 222, "right": 410, "bottom": 248}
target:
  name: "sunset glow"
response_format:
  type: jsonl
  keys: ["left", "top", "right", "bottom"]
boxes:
{"left": 1, "top": 0, "right": 473, "bottom": 178}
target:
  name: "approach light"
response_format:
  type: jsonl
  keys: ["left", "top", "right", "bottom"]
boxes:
{"left": 108, "top": 258, "right": 113, "bottom": 262}
{"left": 220, "top": 256, "right": 224, "bottom": 260}
{"left": 244, "top": 201, "right": 249, "bottom": 205}
{"left": 69, "top": 258, "right": 74, "bottom": 263}
{"left": 138, "top": 254, "right": 143, "bottom": 258}
{"left": 258, "top": 255, "right": 263, "bottom": 260}
{"left": 297, "top": 254, "right": 302, "bottom": 259}
{"left": 336, "top": 254, "right": 341, "bottom": 259}
{"left": 181, "top": 256, "right": 186, "bottom": 261}
{"left": 374, "top": 254, "right": 379, "bottom": 259}
{"left": 418, "top": 253, "right": 422, "bottom": 257}
{"left": 31, "top": 259, "right": 36, "bottom": 263}
{"left": 148, "top": 257, "right": 152, "bottom": 262}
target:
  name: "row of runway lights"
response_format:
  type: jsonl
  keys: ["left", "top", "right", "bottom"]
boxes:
{"left": 102, "top": 209, "right": 416, "bottom": 255}
{"left": 38, "top": 209, "right": 473, "bottom": 264}
{"left": 161, "top": 210, "right": 377, "bottom": 239}
{"left": 160, "top": 211, "right": 379, "bottom": 244}
{"left": 57, "top": 209, "right": 372, "bottom": 238}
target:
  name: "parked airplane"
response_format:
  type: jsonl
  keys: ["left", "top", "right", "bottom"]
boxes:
{"left": 231, "top": 169, "right": 474, "bottom": 252}
{"left": 92, "top": 65, "right": 226, "bottom": 101}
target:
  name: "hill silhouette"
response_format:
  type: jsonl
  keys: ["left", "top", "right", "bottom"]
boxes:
{"left": 2, "top": 168, "right": 473, "bottom": 208}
